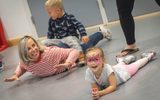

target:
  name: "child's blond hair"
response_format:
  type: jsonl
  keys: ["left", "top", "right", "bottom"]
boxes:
{"left": 45, "top": 0, "right": 64, "bottom": 10}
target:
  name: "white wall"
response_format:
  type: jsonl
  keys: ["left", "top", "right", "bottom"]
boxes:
{"left": 0, "top": 0, "right": 37, "bottom": 40}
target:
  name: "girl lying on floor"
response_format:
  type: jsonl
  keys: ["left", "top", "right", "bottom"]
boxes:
{"left": 85, "top": 47, "right": 156, "bottom": 100}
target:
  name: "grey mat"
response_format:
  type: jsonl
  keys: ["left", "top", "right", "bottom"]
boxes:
{"left": 0, "top": 14, "right": 160, "bottom": 100}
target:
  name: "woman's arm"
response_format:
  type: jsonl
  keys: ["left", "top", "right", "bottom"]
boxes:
{"left": 65, "top": 49, "right": 80, "bottom": 65}
{"left": 54, "top": 48, "right": 80, "bottom": 70}
{"left": 98, "top": 72, "right": 117, "bottom": 96}
{"left": 14, "top": 63, "right": 27, "bottom": 77}
{"left": 4, "top": 63, "right": 27, "bottom": 82}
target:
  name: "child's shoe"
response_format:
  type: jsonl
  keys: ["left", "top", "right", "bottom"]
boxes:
{"left": 78, "top": 52, "right": 86, "bottom": 67}
{"left": 123, "top": 55, "right": 136, "bottom": 64}
{"left": 99, "top": 26, "right": 112, "bottom": 40}
{"left": 141, "top": 51, "right": 156, "bottom": 61}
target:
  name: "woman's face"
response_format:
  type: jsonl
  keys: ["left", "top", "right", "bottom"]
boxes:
{"left": 86, "top": 50, "right": 104, "bottom": 74}
{"left": 27, "top": 38, "right": 40, "bottom": 61}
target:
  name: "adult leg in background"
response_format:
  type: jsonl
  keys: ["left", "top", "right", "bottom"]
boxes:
{"left": 155, "top": 0, "right": 160, "bottom": 6}
{"left": 116, "top": 0, "right": 139, "bottom": 57}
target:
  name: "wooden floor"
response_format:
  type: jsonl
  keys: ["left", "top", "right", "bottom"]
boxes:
{"left": 0, "top": 12, "right": 160, "bottom": 100}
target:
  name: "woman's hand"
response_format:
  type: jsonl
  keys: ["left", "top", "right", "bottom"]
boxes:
{"left": 54, "top": 62, "right": 72, "bottom": 70}
{"left": 92, "top": 88, "right": 100, "bottom": 100}
{"left": 4, "top": 74, "right": 19, "bottom": 82}
{"left": 81, "top": 36, "right": 89, "bottom": 44}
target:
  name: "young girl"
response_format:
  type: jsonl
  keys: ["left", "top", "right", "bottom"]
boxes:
{"left": 85, "top": 47, "right": 156, "bottom": 99}
{"left": 4, "top": 35, "right": 79, "bottom": 82}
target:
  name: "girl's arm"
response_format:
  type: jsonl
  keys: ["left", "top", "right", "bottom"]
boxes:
{"left": 98, "top": 72, "right": 117, "bottom": 96}
{"left": 91, "top": 83, "right": 100, "bottom": 100}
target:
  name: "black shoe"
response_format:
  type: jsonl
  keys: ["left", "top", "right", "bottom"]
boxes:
{"left": 0, "top": 61, "right": 4, "bottom": 72}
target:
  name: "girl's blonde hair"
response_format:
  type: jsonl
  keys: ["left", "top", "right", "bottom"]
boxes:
{"left": 18, "top": 35, "right": 44, "bottom": 65}
{"left": 45, "top": 0, "right": 64, "bottom": 10}
{"left": 85, "top": 47, "right": 106, "bottom": 63}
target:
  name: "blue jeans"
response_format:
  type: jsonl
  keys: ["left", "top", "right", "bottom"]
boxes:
{"left": 57, "top": 32, "right": 103, "bottom": 52}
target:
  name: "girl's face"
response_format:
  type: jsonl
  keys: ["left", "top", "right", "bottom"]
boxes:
{"left": 86, "top": 50, "right": 104, "bottom": 74}
{"left": 27, "top": 38, "right": 40, "bottom": 61}
{"left": 46, "top": 7, "right": 62, "bottom": 20}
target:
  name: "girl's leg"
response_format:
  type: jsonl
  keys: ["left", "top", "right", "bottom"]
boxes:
{"left": 124, "top": 52, "right": 155, "bottom": 76}
{"left": 116, "top": 57, "right": 125, "bottom": 63}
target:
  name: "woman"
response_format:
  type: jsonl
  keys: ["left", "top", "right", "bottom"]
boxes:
{"left": 5, "top": 35, "right": 79, "bottom": 82}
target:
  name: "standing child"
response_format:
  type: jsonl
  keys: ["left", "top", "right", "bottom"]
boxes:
{"left": 85, "top": 47, "right": 156, "bottom": 99}
{"left": 43, "top": 0, "right": 112, "bottom": 65}
{"left": 4, "top": 35, "right": 79, "bottom": 82}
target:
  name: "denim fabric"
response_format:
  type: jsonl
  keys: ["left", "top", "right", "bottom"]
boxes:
{"left": 81, "top": 32, "right": 103, "bottom": 52}
{"left": 43, "top": 32, "right": 103, "bottom": 52}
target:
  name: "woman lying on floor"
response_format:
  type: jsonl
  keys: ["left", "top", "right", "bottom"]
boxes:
{"left": 4, "top": 35, "right": 80, "bottom": 81}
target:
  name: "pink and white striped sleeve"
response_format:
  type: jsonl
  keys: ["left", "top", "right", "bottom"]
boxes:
{"left": 65, "top": 49, "right": 80, "bottom": 64}
{"left": 15, "top": 62, "right": 27, "bottom": 77}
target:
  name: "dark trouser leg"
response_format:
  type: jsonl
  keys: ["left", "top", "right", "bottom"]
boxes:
{"left": 155, "top": 0, "right": 160, "bottom": 6}
{"left": 81, "top": 32, "right": 103, "bottom": 52}
{"left": 116, "top": 0, "right": 135, "bottom": 45}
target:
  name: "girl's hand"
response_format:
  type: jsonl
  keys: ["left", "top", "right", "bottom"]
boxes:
{"left": 81, "top": 36, "right": 89, "bottom": 44}
{"left": 92, "top": 88, "right": 99, "bottom": 100}
{"left": 4, "top": 74, "right": 19, "bottom": 82}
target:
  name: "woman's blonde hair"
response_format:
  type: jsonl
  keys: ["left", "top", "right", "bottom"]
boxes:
{"left": 18, "top": 35, "right": 44, "bottom": 65}
{"left": 85, "top": 47, "right": 106, "bottom": 63}
{"left": 45, "top": 0, "right": 64, "bottom": 10}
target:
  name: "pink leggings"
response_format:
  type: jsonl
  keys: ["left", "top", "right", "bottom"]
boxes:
{"left": 117, "top": 57, "right": 149, "bottom": 76}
